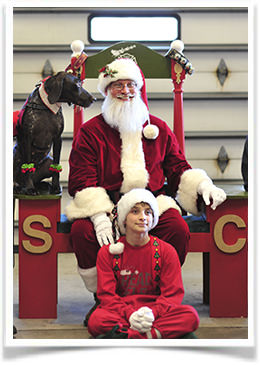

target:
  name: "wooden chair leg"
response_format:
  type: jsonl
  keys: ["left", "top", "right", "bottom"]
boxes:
{"left": 203, "top": 252, "right": 210, "bottom": 304}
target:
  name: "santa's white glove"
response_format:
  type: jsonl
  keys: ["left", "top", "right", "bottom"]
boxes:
{"left": 90, "top": 212, "right": 114, "bottom": 247}
{"left": 129, "top": 307, "right": 154, "bottom": 333}
{"left": 197, "top": 179, "right": 226, "bottom": 210}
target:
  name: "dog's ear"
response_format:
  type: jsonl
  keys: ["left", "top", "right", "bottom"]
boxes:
{"left": 45, "top": 72, "right": 66, "bottom": 104}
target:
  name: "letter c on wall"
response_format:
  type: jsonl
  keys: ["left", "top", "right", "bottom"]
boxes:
{"left": 22, "top": 215, "right": 52, "bottom": 254}
{"left": 213, "top": 214, "right": 246, "bottom": 253}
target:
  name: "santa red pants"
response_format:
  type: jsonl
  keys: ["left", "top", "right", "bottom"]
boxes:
{"left": 70, "top": 208, "right": 190, "bottom": 268}
{"left": 88, "top": 304, "right": 199, "bottom": 339}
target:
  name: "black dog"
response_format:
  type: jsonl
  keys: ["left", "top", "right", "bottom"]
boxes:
{"left": 13, "top": 71, "right": 95, "bottom": 195}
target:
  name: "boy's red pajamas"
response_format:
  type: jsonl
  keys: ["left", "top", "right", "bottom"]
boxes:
{"left": 87, "top": 236, "right": 199, "bottom": 339}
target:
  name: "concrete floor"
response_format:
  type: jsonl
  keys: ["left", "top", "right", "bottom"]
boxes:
{"left": 13, "top": 252, "right": 248, "bottom": 341}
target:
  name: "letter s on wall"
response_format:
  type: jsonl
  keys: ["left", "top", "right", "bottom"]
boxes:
{"left": 22, "top": 215, "right": 52, "bottom": 254}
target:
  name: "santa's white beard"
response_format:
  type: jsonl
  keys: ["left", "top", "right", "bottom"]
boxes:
{"left": 102, "top": 90, "right": 149, "bottom": 134}
{"left": 101, "top": 90, "right": 150, "bottom": 193}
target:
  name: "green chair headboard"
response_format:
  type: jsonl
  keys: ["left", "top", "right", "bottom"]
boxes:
{"left": 83, "top": 42, "right": 172, "bottom": 79}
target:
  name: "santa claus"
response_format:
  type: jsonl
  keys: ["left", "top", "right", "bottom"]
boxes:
{"left": 65, "top": 57, "right": 226, "bottom": 324}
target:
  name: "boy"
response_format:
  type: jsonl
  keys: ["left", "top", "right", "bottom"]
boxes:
{"left": 88, "top": 188, "right": 199, "bottom": 339}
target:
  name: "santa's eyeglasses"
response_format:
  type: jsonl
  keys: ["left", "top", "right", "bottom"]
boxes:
{"left": 110, "top": 81, "right": 137, "bottom": 91}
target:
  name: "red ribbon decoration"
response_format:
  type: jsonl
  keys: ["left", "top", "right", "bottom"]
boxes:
{"left": 65, "top": 52, "right": 88, "bottom": 139}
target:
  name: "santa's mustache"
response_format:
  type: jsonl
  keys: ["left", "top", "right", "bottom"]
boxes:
{"left": 101, "top": 89, "right": 149, "bottom": 133}
{"left": 116, "top": 94, "right": 135, "bottom": 100}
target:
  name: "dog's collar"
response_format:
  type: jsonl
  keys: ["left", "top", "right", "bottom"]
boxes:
{"left": 39, "top": 82, "right": 61, "bottom": 114}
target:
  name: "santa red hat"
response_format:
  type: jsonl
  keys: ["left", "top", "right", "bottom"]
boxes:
{"left": 98, "top": 58, "right": 143, "bottom": 96}
{"left": 98, "top": 58, "right": 159, "bottom": 139}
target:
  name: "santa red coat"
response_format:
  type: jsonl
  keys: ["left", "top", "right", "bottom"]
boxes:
{"left": 66, "top": 113, "right": 209, "bottom": 220}
{"left": 68, "top": 113, "right": 191, "bottom": 194}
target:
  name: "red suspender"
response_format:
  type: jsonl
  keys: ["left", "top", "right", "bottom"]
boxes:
{"left": 151, "top": 236, "right": 161, "bottom": 292}
{"left": 112, "top": 254, "right": 121, "bottom": 280}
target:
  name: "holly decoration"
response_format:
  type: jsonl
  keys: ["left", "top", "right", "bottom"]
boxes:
{"left": 99, "top": 65, "right": 118, "bottom": 78}
{"left": 49, "top": 164, "right": 62, "bottom": 173}
{"left": 21, "top": 163, "right": 35, "bottom": 173}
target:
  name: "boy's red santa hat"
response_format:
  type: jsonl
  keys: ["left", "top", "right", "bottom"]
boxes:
{"left": 109, "top": 188, "right": 159, "bottom": 255}
{"left": 98, "top": 58, "right": 159, "bottom": 140}
{"left": 117, "top": 188, "right": 159, "bottom": 234}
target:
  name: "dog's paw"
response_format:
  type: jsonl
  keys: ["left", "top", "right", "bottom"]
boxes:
{"left": 13, "top": 185, "right": 23, "bottom": 195}
{"left": 21, "top": 187, "right": 39, "bottom": 196}
{"left": 50, "top": 185, "right": 62, "bottom": 195}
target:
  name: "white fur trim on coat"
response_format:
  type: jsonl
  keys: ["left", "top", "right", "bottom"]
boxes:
{"left": 156, "top": 194, "right": 182, "bottom": 216}
{"left": 65, "top": 187, "right": 114, "bottom": 221}
{"left": 176, "top": 168, "right": 212, "bottom": 215}
{"left": 78, "top": 266, "right": 97, "bottom": 293}
{"left": 120, "top": 131, "right": 149, "bottom": 194}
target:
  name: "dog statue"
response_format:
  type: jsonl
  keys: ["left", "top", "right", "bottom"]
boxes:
{"left": 13, "top": 71, "right": 95, "bottom": 195}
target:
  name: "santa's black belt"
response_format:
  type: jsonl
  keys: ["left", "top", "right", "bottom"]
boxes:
{"left": 107, "top": 186, "right": 166, "bottom": 205}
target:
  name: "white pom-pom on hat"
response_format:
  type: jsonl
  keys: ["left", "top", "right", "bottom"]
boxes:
{"left": 71, "top": 40, "right": 84, "bottom": 57}
{"left": 109, "top": 241, "right": 125, "bottom": 255}
{"left": 143, "top": 122, "right": 159, "bottom": 140}
{"left": 170, "top": 40, "right": 184, "bottom": 54}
